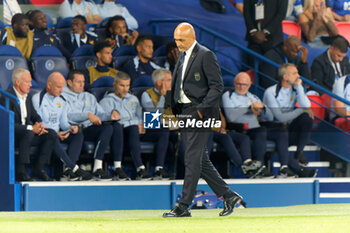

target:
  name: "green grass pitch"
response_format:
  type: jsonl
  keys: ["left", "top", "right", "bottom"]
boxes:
{"left": 0, "top": 204, "right": 350, "bottom": 233}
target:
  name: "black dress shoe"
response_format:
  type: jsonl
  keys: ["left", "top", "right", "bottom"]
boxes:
{"left": 32, "top": 169, "right": 54, "bottom": 181}
{"left": 163, "top": 205, "right": 191, "bottom": 218}
{"left": 16, "top": 172, "right": 34, "bottom": 181}
{"left": 219, "top": 194, "right": 245, "bottom": 217}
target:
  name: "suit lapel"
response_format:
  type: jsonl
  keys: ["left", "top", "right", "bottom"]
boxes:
{"left": 8, "top": 88, "right": 21, "bottom": 118}
{"left": 171, "top": 52, "right": 184, "bottom": 90}
{"left": 183, "top": 44, "right": 199, "bottom": 82}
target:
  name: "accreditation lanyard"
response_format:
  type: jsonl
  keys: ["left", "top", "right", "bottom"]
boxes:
{"left": 255, "top": 0, "right": 264, "bottom": 30}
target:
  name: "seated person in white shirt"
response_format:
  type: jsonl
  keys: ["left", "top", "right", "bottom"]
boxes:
{"left": 59, "top": 0, "right": 102, "bottom": 24}
{"left": 98, "top": 0, "right": 138, "bottom": 30}
{"left": 263, "top": 63, "right": 315, "bottom": 167}
{"left": 2, "top": 68, "right": 56, "bottom": 181}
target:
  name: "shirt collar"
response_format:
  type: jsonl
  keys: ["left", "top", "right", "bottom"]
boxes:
{"left": 327, "top": 49, "right": 337, "bottom": 65}
{"left": 13, "top": 87, "right": 27, "bottom": 100}
{"left": 184, "top": 40, "right": 197, "bottom": 56}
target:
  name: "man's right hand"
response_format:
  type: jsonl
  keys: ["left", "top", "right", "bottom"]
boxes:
{"left": 88, "top": 112, "right": 102, "bottom": 125}
{"left": 32, "top": 122, "right": 48, "bottom": 135}
{"left": 111, "top": 110, "right": 121, "bottom": 120}
{"left": 160, "top": 81, "right": 168, "bottom": 96}
{"left": 251, "top": 31, "right": 267, "bottom": 44}
{"left": 57, "top": 131, "right": 70, "bottom": 141}
{"left": 303, "top": 108, "right": 315, "bottom": 120}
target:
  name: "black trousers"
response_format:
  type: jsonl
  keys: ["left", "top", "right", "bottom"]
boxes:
{"left": 179, "top": 106, "right": 233, "bottom": 206}
{"left": 15, "top": 128, "right": 56, "bottom": 166}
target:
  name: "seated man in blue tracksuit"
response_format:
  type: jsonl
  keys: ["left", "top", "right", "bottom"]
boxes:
{"left": 99, "top": 71, "right": 150, "bottom": 180}
{"left": 222, "top": 72, "right": 273, "bottom": 177}
{"left": 224, "top": 72, "right": 317, "bottom": 178}
{"left": 32, "top": 72, "right": 92, "bottom": 181}
{"left": 206, "top": 110, "right": 267, "bottom": 178}
{"left": 62, "top": 70, "right": 116, "bottom": 180}
{"left": 28, "top": 10, "right": 70, "bottom": 58}
{"left": 121, "top": 35, "right": 161, "bottom": 82}
{"left": 140, "top": 68, "right": 172, "bottom": 179}
{"left": 263, "top": 63, "right": 316, "bottom": 170}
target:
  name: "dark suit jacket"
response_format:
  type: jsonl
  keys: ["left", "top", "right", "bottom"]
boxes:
{"left": 311, "top": 50, "right": 350, "bottom": 91}
{"left": 260, "top": 44, "right": 311, "bottom": 88}
{"left": 243, "top": 0, "right": 288, "bottom": 47}
{"left": 60, "top": 32, "right": 98, "bottom": 58}
{"left": 3, "top": 88, "right": 42, "bottom": 132}
{"left": 171, "top": 43, "right": 223, "bottom": 119}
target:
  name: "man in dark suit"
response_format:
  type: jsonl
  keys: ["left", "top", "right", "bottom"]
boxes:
{"left": 311, "top": 36, "right": 350, "bottom": 91}
{"left": 243, "top": 0, "right": 288, "bottom": 66}
{"left": 59, "top": 15, "right": 98, "bottom": 58}
{"left": 4, "top": 68, "right": 56, "bottom": 181}
{"left": 163, "top": 23, "right": 244, "bottom": 218}
{"left": 260, "top": 36, "right": 310, "bottom": 89}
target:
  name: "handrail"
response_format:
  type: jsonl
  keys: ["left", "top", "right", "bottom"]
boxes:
{"left": 149, "top": 18, "right": 350, "bottom": 107}
{"left": 0, "top": 89, "right": 19, "bottom": 110}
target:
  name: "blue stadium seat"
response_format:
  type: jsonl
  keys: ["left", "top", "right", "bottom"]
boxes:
{"left": 131, "top": 75, "right": 154, "bottom": 88}
{"left": 90, "top": 76, "right": 115, "bottom": 101}
{"left": 112, "top": 45, "right": 137, "bottom": 56}
{"left": 30, "top": 46, "right": 69, "bottom": 89}
{"left": 0, "top": 20, "right": 5, "bottom": 29}
{"left": 56, "top": 17, "right": 73, "bottom": 28}
{"left": 0, "top": 45, "right": 29, "bottom": 90}
{"left": 222, "top": 75, "right": 234, "bottom": 87}
{"left": 152, "top": 56, "right": 167, "bottom": 67}
{"left": 70, "top": 45, "right": 97, "bottom": 70}
{"left": 112, "top": 55, "right": 134, "bottom": 70}
{"left": 97, "top": 17, "right": 110, "bottom": 28}
{"left": 153, "top": 45, "right": 166, "bottom": 57}
{"left": 130, "top": 86, "right": 150, "bottom": 100}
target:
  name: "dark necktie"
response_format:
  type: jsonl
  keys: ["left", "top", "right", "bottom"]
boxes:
{"left": 174, "top": 52, "right": 186, "bottom": 103}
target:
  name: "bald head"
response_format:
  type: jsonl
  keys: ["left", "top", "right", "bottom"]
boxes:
{"left": 174, "top": 22, "right": 196, "bottom": 52}
{"left": 282, "top": 36, "right": 302, "bottom": 60}
{"left": 234, "top": 72, "right": 251, "bottom": 95}
{"left": 47, "top": 72, "right": 66, "bottom": 97}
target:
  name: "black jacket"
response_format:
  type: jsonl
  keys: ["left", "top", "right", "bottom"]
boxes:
{"left": 243, "top": 0, "right": 288, "bottom": 47}
{"left": 171, "top": 43, "right": 223, "bottom": 119}
{"left": 260, "top": 44, "right": 311, "bottom": 88}
{"left": 311, "top": 50, "right": 350, "bottom": 91}
{"left": 3, "top": 88, "right": 42, "bottom": 132}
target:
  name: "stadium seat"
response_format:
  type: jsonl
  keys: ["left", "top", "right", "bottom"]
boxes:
{"left": 30, "top": 46, "right": 69, "bottom": 89}
{"left": 282, "top": 20, "right": 301, "bottom": 39}
{"left": 153, "top": 45, "right": 166, "bottom": 57}
{"left": 130, "top": 86, "right": 150, "bottom": 100}
{"left": 0, "top": 20, "right": 5, "bottom": 29}
{"left": 131, "top": 75, "right": 154, "bottom": 88}
{"left": 112, "top": 55, "right": 134, "bottom": 70}
{"left": 112, "top": 45, "right": 137, "bottom": 57}
{"left": 90, "top": 76, "right": 115, "bottom": 101}
{"left": 222, "top": 75, "right": 234, "bottom": 87}
{"left": 97, "top": 17, "right": 110, "bottom": 28}
{"left": 306, "top": 46, "right": 324, "bottom": 65}
{"left": 215, "top": 46, "right": 243, "bottom": 75}
{"left": 152, "top": 56, "right": 167, "bottom": 67}
{"left": 0, "top": 45, "right": 29, "bottom": 90}
{"left": 334, "top": 22, "right": 350, "bottom": 43}
{"left": 70, "top": 45, "right": 97, "bottom": 70}
{"left": 56, "top": 17, "right": 73, "bottom": 28}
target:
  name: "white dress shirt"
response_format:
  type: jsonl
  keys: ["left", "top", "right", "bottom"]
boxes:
{"left": 14, "top": 87, "right": 32, "bottom": 130}
{"left": 179, "top": 40, "right": 197, "bottom": 103}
